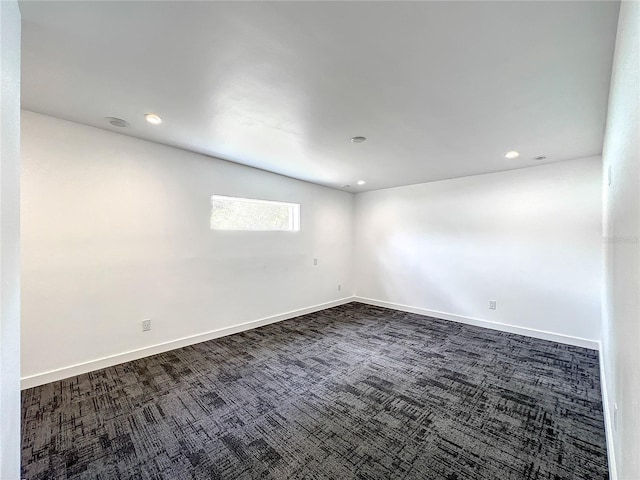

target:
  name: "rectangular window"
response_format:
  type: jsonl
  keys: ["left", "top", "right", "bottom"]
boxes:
{"left": 210, "top": 195, "right": 300, "bottom": 231}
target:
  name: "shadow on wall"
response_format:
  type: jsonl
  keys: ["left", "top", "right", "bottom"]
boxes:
{"left": 356, "top": 158, "right": 602, "bottom": 339}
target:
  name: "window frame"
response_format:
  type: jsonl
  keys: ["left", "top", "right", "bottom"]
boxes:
{"left": 210, "top": 194, "right": 301, "bottom": 232}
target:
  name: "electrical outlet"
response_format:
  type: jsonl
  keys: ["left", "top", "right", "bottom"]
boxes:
{"left": 338, "top": 284, "right": 342, "bottom": 291}
{"left": 313, "top": 258, "right": 318, "bottom": 266}
{"left": 142, "top": 319, "right": 151, "bottom": 332}
{"left": 489, "top": 300, "right": 497, "bottom": 310}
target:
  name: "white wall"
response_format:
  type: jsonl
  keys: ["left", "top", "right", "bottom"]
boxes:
{"left": 354, "top": 157, "right": 602, "bottom": 346}
{"left": 0, "top": 0, "right": 21, "bottom": 477}
{"left": 601, "top": 1, "right": 640, "bottom": 479}
{"left": 21, "top": 111, "right": 354, "bottom": 386}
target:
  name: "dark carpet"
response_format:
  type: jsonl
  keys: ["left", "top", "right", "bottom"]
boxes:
{"left": 21, "top": 302, "right": 608, "bottom": 480}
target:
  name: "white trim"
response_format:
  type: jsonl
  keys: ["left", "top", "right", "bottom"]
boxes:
{"left": 21, "top": 297, "right": 356, "bottom": 390}
{"left": 599, "top": 341, "right": 618, "bottom": 480}
{"left": 353, "top": 296, "right": 599, "bottom": 350}
{"left": 210, "top": 194, "right": 301, "bottom": 231}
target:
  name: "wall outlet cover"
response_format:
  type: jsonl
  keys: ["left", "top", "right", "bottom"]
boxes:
{"left": 142, "top": 319, "right": 151, "bottom": 332}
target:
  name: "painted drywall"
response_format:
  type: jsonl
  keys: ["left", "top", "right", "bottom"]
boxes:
{"left": 601, "top": 1, "right": 640, "bottom": 479}
{"left": 0, "top": 0, "right": 21, "bottom": 477}
{"left": 21, "top": 111, "right": 354, "bottom": 385}
{"left": 354, "top": 157, "right": 603, "bottom": 345}
{"left": 20, "top": 1, "right": 620, "bottom": 191}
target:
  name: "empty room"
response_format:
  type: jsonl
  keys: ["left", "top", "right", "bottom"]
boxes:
{"left": 0, "top": 0, "right": 638, "bottom": 479}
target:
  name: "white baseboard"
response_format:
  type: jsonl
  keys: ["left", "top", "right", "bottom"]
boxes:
{"left": 599, "top": 342, "right": 618, "bottom": 480}
{"left": 353, "top": 296, "right": 599, "bottom": 350}
{"left": 21, "top": 297, "right": 356, "bottom": 390}
{"left": 23, "top": 294, "right": 614, "bottom": 476}
{"left": 21, "top": 295, "right": 600, "bottom": 385}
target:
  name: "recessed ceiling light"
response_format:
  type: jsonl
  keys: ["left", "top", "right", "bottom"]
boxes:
{"left": 351, "top": 136, "right": 366, "bottom": 143}
{"left": 357, "top": 180, "right": 366, "bottom": 185}
{"left": 534, "top": 155, "right": 547, "bottom": 161}
{"left": 504, "top": 150, "right": 520, "bottom": 159}
{"left": 145, "top": 113, "right": 162, "bottom": 125}
{"left": 105, "top": 117, "right": 129, "bottom": 128}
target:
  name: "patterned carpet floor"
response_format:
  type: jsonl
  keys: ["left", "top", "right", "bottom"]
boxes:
{"left": 21, "top": 303, "right": 608, "bottom": 479}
